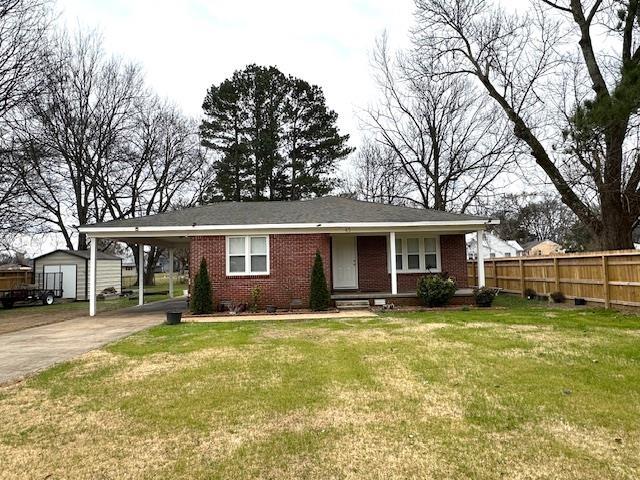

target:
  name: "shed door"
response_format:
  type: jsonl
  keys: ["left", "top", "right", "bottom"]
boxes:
{"left": 44, "top": 265, "right": 77, "bottom": 299}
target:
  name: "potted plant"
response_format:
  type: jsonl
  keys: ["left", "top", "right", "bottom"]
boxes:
{"left": 550, "top": 291, "right": 565, "bottom": 303}
{"left": 473, "top": 287, "right": 496, "bottom": 307}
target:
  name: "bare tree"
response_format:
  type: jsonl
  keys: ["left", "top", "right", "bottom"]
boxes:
{"left": 363, "top": 34, "right": 516, "bottom": 213}
{"left": 95, "top": 96, "right": 205, "bottom": 283}
{"left": 414, "top": 0, "right": 640, "bottom": 248}
{"left": 0, "top": 0, "right": 52, "bottom": 243}
{"left": 346, "top": 137, "right": 412, "bottom": 204}
{"left": 11, "top": 29, "right": 145, "bottom": 250}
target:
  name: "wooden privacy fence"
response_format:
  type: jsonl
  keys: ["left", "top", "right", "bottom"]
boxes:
{"left": 467, "top": 249, "right": 640, "bottom": 309}
{"left": 0, "top": 272, "right": 33, "bottom": 290}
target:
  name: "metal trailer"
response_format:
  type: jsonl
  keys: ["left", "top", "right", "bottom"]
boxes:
{"left": 0, "top": 272, "right": 64, "bottom": 309}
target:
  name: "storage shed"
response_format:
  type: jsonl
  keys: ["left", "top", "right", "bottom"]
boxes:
{"left": 32, "top": 250, "right": 122, "bottom": 301}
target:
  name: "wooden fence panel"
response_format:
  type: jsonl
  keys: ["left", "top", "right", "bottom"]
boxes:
{"left": 467, "top": 249, "right": 640, "bottom": 308}
{"left": 0, "top": 272, "right": 33, "bottom": 290}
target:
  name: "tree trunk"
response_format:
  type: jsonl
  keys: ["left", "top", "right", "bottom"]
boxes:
{"left": 599, "top": 192, "right": 634, "bottom": 249}
{"left": 77, "top": 232, "right": 87, "bottom": 251}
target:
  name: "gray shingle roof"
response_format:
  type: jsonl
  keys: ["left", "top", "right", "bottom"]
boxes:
{"left": 33, "top": 250, "right": 122, "bottom": 261}
{"left": 85, "top": 197, "right": 491, "bottom": 229}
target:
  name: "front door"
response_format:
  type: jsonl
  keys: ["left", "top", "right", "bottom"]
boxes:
{"left": 332, "top": 236, "right": 358, "bottom": 289}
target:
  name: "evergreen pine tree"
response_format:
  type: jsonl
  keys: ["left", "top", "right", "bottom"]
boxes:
{"left": 200, "top": 64, "right": 353, "bottom": 202}
{"left": 309, "top": 250, "right": 330, "bottom": 311}
{"left": 191, "top": 258, "right": 213, "bottom": 314}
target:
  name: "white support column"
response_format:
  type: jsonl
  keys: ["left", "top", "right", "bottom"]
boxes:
{"left": 138, "top": 243, "right": 144, "bottom": 306}
{"left": 89, "top": 237, "right": 97, "bottom": 316}
{"left": 168, "top": 248, "right": 174, "bottom": 298}
{"left": 477, "top": 230, "right": 486, "bottom": 287}
{"left": 389, "top": 232, "right": 398, "bottom": 295}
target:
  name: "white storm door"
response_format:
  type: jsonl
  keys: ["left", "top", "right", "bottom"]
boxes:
{"left": 332, "top": 236, "right": 358, "bottom": 289}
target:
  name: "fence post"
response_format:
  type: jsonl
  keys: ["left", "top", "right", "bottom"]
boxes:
{"left": 553, "top": 257, "right": 560, "bottom": 292}
{"left": 519, "top": 258, "right": 525, "bottom": 297}
{"left": 493, "top": 260, "right": 497, "bottom": 288}
{"left": 602, "top": 255, "right": 610, "bottom": 309}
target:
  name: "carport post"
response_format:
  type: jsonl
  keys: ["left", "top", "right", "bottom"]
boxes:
{"left": 477, "top": 230, "right": 486, "bottom": 288}
{"left": 168, "top": 248, "right": 174, "bottom": 298}
{"left": 89, "top": 238, "right": 97, "bottom": 316}
{"left": 389, "top": 232, "right": 398, "bottom": 295}
{"left": 138, "top": 244, "right": 144, "bottom": 306}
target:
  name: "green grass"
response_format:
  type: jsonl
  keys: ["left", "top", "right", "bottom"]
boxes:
{"left": 0, "top": 282, "right": 187, "bottom": 320}
{"left": 1, "top": 297, "right": 639, "bottom": 479}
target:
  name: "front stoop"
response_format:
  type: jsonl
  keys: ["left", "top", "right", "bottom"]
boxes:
{"left": 335, "top": 299, "right": 371, "bottom": 310}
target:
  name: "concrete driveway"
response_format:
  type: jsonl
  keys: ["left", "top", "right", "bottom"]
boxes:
{"left": 0, "top": 298, "right": 186, "bottom": 385}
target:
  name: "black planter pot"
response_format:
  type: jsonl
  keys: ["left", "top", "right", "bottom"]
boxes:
{"left": 166, "top": 311, "right": 182, "bottom": 325}
{"left": 574, "top": 298, "right": 587, "bottom": 306}
{"left": 266, "top": 305, "right": 277, "bottom": 314}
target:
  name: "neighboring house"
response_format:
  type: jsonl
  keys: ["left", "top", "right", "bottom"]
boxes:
{"left": 522, "top": 239, "right": 563, "bottom": 256}
{"left": 122, "top": 259, "right": 137, "bottom": 278}
{"left": 0, "top": 262, "right": 32, "bottom": 273}
{"left": 79, "top": 197, "right": 498, "bottom": 315}
{"left": 33, "top": 250, "right": 122, "bottom": 300}
{"left": 466, "top": 232, "right": 523, "bottom": 259}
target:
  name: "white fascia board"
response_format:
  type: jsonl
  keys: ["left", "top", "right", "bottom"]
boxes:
{"left": 79, "top": 219, "right": 499, "bottom": 237}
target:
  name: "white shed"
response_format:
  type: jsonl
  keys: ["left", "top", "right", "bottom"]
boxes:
{"left": 32, "top": 250, "right": 122, "bottom": 301}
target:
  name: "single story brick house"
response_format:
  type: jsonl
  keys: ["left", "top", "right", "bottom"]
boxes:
{"left": 79, "top": 197, "right": 496, "bottom": 315}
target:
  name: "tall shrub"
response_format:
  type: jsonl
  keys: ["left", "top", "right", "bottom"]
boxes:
{"left": 192, "top": 258, "right": 213, "bottom": 314}
{"left": 309, "top": 250, "right": 330, "bottom": 311}
{"left": 417, "top": 275, "right": 456, "bottom": 307}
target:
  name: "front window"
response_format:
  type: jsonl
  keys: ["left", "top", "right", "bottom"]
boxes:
{"left": 390, "top": 236, "right": 441, "bottom": 273}
{"left": 395, "top": 238, "right": 403, "bottom": 270}
{"left": 424, "top": 237, "right": 437, "bottom": 269}
{"left": 407, "top": 238, "right": 420, "bottom": 270}
{"left": 227, "top": 236, "right": 269, "bottom": 275}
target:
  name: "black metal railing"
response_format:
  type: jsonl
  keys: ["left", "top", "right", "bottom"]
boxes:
{"left": 35, "top": 272, "right": 63, "bottom": 297}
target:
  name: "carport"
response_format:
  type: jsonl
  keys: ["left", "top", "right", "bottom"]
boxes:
{"left": 77, "top": 225, "right": 191, "bottom": 316}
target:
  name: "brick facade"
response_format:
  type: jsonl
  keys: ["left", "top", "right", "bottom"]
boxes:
{"left": 190, "top": 232, "right": 468, "bottom": 309}
{"left": 356, "top": 234, "right": 468, "bottom": 293}
{"left": 190, "top": 234, "right": 331, "bottom": 309}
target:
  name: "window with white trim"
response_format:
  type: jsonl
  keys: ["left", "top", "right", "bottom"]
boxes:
{"left": 226, "top": 236, "right": 269, "bottom": 275}
{"left": 389, "top": 236, "right": 441, "bottom": 273}
{"left": 424, "top": 237, "right": 438, "bottom": 269}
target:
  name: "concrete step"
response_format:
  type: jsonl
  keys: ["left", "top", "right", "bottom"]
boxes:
{"left": 335, "top": 299, "right": 370, "bottom": 310}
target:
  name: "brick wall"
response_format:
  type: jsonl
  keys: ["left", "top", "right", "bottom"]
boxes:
{"left": 357, "top": 236, "right": 390, "bottom": 292}
{"left": 189, "top": 234, "right": 331, "bottom": 309}
{"left": 439, "top": 234, "right": 468, "bottom": 288}
{"left": 356, "top": 234, "right": 468, "bottom": 293}
{"left": 190, "top": 232, "right": 468, "bottom": 309}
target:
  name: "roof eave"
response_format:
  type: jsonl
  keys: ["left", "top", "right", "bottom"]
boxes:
{"left": 80, "top": 219, "right": 499, "bottom": 237}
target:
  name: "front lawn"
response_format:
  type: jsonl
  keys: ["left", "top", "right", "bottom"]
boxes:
{"left": 1, "top": 297, "right": 639, "bottom": 479}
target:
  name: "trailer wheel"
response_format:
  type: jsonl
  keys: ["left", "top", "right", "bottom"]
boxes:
{"left": 42, "top": 293, "right": 55, "bottom": 306}
{"left": 1, "top": 299, "right": 14, "bottom": 309}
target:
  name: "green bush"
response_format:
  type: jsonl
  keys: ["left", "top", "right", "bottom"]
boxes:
{"left": 550, "top": 291, "right": 565, "bottom": 303}
{"left": 473, "top": 287, "right": 496, "bottom": 307}
{"left": 524, "top": 288, "right": 537, "bottom": 300}
{"left": 417, "top": 275, "right": 456, "bottom": 307}
{"left": 191, "top": 258, "right": 213, "bottom": 314}
{"left": 309, "top": 250, "right": 330, "bottom": 311}
{"left": 249, "top": 285, "right": 262, "bottom": 312}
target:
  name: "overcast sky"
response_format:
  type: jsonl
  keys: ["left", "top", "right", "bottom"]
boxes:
{"left": 57, "top": 0, "right": 415, "bottom": 146}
